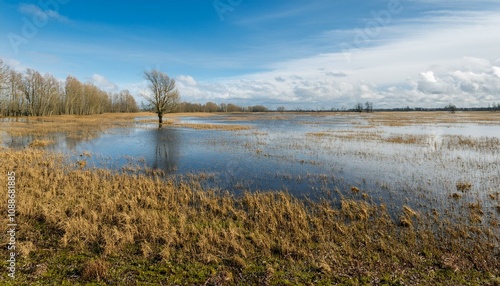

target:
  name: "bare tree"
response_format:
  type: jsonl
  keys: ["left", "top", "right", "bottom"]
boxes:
{"left": 365, "top": 101, "right": 373, "bottom": 113}
{"left": 0, "top": 59, "right": 9, "bottom": 116}
{"left": 142, "top": 69, "right": 180, "bottom": 126}
{"left": 445, "top": 104, "right": 457, "bottom": 114}
{"left": 112, "top": 90, "right": 139, "bottom": 113}
{"left": 64, "top": 75, "right": 82, "bottom": 115}
{"left": 204, "top": 102, "right": 218, "bottom": 113}
{"left": 355, "top": 103, "right": 363, "bottom": 112}
{"left": 22, "top": 69, "right": 44, "bottom": 116}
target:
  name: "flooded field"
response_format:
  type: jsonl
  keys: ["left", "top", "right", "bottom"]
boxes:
{"left": 2, "top": 111, "right": 500, "bottom": 284}
{"left": 2, "top": 112, "right": 499, "bottom": 216}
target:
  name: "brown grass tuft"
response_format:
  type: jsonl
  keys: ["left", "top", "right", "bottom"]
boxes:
{"left": 399, "top": 216, "right": 412, "bottom": 227}
{"left": 82, "top": 258, "right": 110, "bottom": 282}
{"left": 456, "top": 181, "right": 472, "bottom": 192}
{"left": 76, "top": 160, "right": 87, "bottom": 168}
{"left": 28, "top": 139, "right": 54, "bottom": 148}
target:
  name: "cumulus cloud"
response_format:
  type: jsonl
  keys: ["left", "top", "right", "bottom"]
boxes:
{"left": 168, "top": 10, "right": 500, "bottom": 109}
{"left": 90, "top": 74, "right": 119, "bottom": 92}
{"left": 492, "top": 66, "right": 500, "bottom": 78}
{"left": 176, "top": 75, "right": 197, "bottom": 86}
{"left": 177, "top": 55, "right": 500, "bottom": 109}
{"left": 417, "top": 71, "right": 449, "bottom": 94}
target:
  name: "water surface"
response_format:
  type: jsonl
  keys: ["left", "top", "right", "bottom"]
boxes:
{"left": 2, "top": 113, "right": 499, "bottom": 215}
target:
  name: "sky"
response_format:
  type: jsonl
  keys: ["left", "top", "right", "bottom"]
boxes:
{"left": 1, "top": 0, "right": 500, "bottom": 110}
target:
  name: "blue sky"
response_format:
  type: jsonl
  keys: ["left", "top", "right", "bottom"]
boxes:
{"left": 1, "top": 0, "right": 500, "bottom": 109}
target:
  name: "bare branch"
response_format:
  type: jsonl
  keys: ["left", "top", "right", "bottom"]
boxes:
{"left": 142, "top": 69, "right": 180, "bottom": 126}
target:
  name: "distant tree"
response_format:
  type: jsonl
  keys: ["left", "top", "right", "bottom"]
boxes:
{"left": 21, "top": 69, "right": 46, "bottom": 116}
{"left": 277, "top": 106, "right": 286, "bottom": 113}
{"left": 0, "top": 59, "right": 9, "bottom": 116}
{"left": 355, "top": 103, "right": 363, "bottom": 112}
{"left": 227, "top": 103, "right": 243, "bottom": 112}
{"left": 0, "top": 57, "right": 125, "bottom": 116}
{"left": 250, "top": 105, "right": 268, "bottom": 112}
{"left": 204, "top": 102, "right": 218, "bottom": 113}
{"left": 0, "top": 59, "right": 8, "bottom": 89}
{"left": 219, "top": 103, "right": 227, "bottom": 112}
{"left": 445, "top": 104, "right": 457, "bottom": 114}
{"left": 180, "top": 102, "right": 204, "bottom": 112}
{"left": 112, "top": 90, "right": 139, "bottom": 113}
{"left": 64, "top": 75, "right": 83, "bottom": 115}
{"left": 365, "top": 102, "right": 373, "bottom": 113}
{"left": 142, "top": 69, "right": 180, "bottom": 126}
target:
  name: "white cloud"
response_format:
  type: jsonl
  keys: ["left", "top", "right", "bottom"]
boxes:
{"left": 174, "top": 10, "right": 500, "bottom": 109}
{"left": 420, "top": 71, "right": 437, "bottom": 83}
{"left": 493, "top": 66, "right": 500, "bottom": 78}
{"left": 19, "top": 3, "right": 69, "bottom": 23}
{"left": 90, "top": 74, "right": 119, "bottom": 92}
{"left": 3, "top": 58, "right": 27, "bottom": 72}
{"left": 176, "top": 75, "right": 197, "bottom": 86}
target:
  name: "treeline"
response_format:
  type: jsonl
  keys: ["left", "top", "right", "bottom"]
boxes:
{"left": 177, "top": 101, "right": 500, "bottom": 114}
{"left": 378, "top": 104, "right": 500, "bottom": 112}
{"left": 177, "top": 101, "right": 268, "bottom": 113}
{"left": 0, "top": 59, "right": 138, "bottom": 117}
{"left": 280, "top": 103, "right": 500, "bottom": 113}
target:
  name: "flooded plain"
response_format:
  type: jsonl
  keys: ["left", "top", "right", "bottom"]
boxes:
{"left": 2, "top": 112, "right": 500, "bottom": 216}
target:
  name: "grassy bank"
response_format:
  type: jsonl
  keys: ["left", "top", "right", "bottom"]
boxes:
{"left": 1, "top": 149, "right": 499, "bottom": 285}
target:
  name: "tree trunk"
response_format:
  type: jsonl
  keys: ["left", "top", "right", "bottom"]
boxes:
{"left": 158, "top": 113, "right": 163, "bottom": 128}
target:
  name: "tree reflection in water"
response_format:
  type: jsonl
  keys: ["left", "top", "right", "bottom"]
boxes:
{"left": 151, "top": 127, "right": 179, "bottom": 173}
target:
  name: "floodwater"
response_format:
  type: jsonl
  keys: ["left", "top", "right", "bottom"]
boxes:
{"left": 2, "top": 113, "right": 500, "bottom": 215}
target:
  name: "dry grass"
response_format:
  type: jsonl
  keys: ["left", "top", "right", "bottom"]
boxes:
{"left": 0, "top": 113, "right": 149, "bottom": 140}
{"left": 456, "top": 181, "right": 473, "bottom": 192}
{"left": 81, "top": 258, "right": 110, "bottom": 282}
{"left": 442, "top": 135, "right": 500, "bottom": 151}
{"left": 307, "top": 130, "right": 383, "bottom": 141}
{"left": 307, "top": 131, "right": 431, "bottom": 146}
{"left": 166, "top": 112, "right": 217, "bottom": 118}
{"left": 0, "top": 149, "right": 498, "bottom": 285}
{"left": 172, "top": 123, "right": 252, "bottom": 131}
{"left": 368, "top": 111, "right": 500, "bottom": 126}
{"left": 28, "top": 139, "right": 54, "bottom": 148}
{"left": 385, "top": 134, "right": 428, "bottom": 145}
